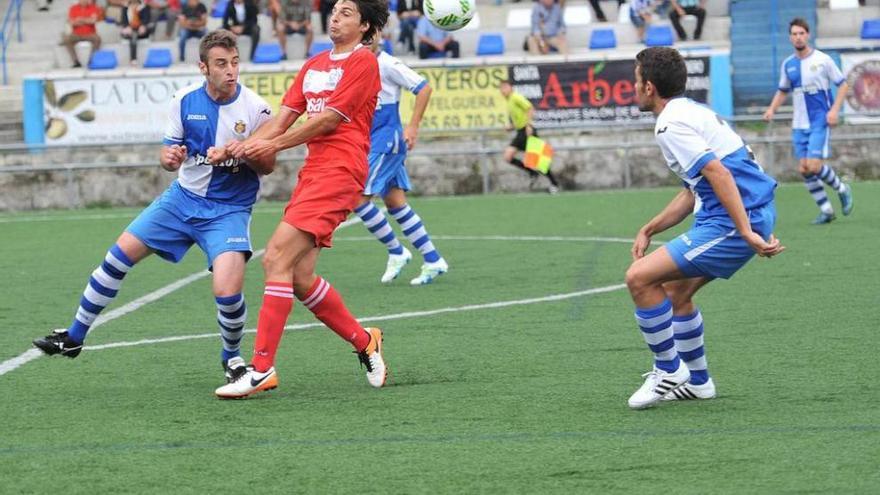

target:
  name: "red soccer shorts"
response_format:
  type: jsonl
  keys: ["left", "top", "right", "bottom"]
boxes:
{"left": 282, "top": 162, "right": 366, "bottom": 248}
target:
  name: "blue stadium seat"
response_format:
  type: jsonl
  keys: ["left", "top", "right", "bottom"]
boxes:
{"left": 211, "top": 0, "right": 228, "bottom": 18}
{"left": 476, "top": 33, "right": 505, "bottom": 56}
{"left": 382, "top": 38, "right": 393, "bottom": 55}
{"left": 589, "top": 28, "right": 616, "bottom": 49}
{"left": 143, "top": 48, "right": 173, "bottom": 68}
{"left": 252, "top": 43, "right": 283, "bottom": 63}
{"left": 645, "top": 25, "right": 674, "bottom": 46}
{"left": 308, "top": 41, "right": 333, "bottom": 57}
{"left": 426, "top": 51, "right": 446, "bottom": 59}
{"left": 861, "top": 19, "right": 880, "bottom": 39}
{"left": 88, "top": 49, "right": 118, "bottom": 70}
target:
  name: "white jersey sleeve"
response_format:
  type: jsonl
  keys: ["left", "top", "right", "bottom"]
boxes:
{"left": 386, "top": 56, "right": 427, "bottom": 95}
{"left": 778, "top": 56, "right": 792, "bottom": 92}
{"left": 163, "top": 91, "right": 184, "bottom": 145}
{"left": 245, "top": 88, "right": 273, "bottom": 137}
{"left": 656, "top": 120, "right": 717, "bottom": 179}
{"left": 822, "top": 52, "right": 846, "bottom": 86}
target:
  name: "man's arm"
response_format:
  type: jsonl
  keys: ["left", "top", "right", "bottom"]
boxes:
{"left": 159, "top": 144, "right": 187, "bottom": 171}
{"left": 632, "top": 188, "right": 694, "bottom": 259}
{"left": 241, "top": 109, "right": 343, "bottom": 160}
{"left": 762, "top": 90, "right": 788, "bottom": 121}
{"left": 404, "top": 84, "right": 432, "bottom": 150}
{"left": 225, "top": 106, "right": 300, "bottom": 158}
{"left": 827, "top": 81, "right": 849, "bottom": 126}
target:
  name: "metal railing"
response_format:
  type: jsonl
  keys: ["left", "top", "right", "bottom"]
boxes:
{"left": 0, "top": 0, "right": 23, "bottom": 85}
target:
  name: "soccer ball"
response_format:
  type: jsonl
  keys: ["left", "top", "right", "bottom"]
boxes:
{"left": 424, "top": 0, "right": 476, "bottom": 31}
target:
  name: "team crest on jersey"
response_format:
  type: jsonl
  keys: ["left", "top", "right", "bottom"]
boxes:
{"left": 234, "top": 120, "right": 246, "bottom": 135}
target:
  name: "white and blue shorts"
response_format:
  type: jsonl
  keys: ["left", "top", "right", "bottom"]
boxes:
{"left": 364, "top": 152, "right": 412, "bottom": 198}
{"left": 792, "top": 126, "right": 829, "bottom": 160}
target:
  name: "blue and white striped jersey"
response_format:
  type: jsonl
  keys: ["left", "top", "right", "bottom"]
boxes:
{"left": 370, "top": 51, "right": 428, "bottom": 155}
{"left": 162, "top": 82, "right": 272, "bottom": 212}
{"left": 655, "top": 98, "right": 776, "bottom": 223}
{"left": 778, "top": 49, "right": 845, "bottom": 130}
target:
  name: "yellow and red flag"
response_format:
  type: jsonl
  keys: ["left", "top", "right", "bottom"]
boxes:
{"left": 523, "top": 136, "right": 553, "bottom": 174}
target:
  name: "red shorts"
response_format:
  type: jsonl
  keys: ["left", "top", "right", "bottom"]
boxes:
{"left": 283, "top": 162, "right": 366, "bottom": 248}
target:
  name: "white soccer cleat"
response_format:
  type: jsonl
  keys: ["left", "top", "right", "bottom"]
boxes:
{"left": 409, "top": 257, "right": 448, "bottom": 286}
{"left": 628, "top": 361, "right": 690, "bottom": 410}
{"left": 381, "top": 247, "right": 412, "bottom": 283}
{"left": 356, "top": 327, "right": 387, "bottom": 388}
{"left": 662, "top": 378, "right": 716, "bottom": 401}
{"left": 215, "top": 366, "right": 278, "bottom": 399}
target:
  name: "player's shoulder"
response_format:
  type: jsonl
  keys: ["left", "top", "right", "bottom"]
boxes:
{"left": 811, "top": 49, "right": 835, "bottom": 64}
{"left": 657, "top": 98, "right": 705, "bottom": 130}
{"left": 237, "top": 84, "right": 269, "bottom": 106}
{"left": 172, "top": 81, "right": 205, "bottom": 102}
{"left": 349, "top": 46, "right": 379, "bottom": 66}
{"left": 781, "top": 53, "right": 797, "bottom": 66}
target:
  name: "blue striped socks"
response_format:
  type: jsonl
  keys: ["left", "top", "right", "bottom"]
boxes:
{"left": 672, "top": 310, "right": 709, "bottom": 385}
{"left": 355, "top": 202, "right": 404, "bottom": 256}
{"left": 390, "top": 204, "right": 440, "bottom": 263}
{"left": 802, "top": 173, "right": 833, "bottom": 214}
{"left": 216, "top": 293, "right": 247, "bottom": 362}
{"left": 818, "top": 164, "right": 846, "bottom": 194}
{"left": 67, "top": 244, "right": 133, "bottom": 343}
{"left": 634, "top": 299, "right": 680, "bottom": 373}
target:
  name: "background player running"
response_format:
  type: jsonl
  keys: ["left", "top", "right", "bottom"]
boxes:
{"left": 33, "top": 30, "right": 275, "bottom": 385}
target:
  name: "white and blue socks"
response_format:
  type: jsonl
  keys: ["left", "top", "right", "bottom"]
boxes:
{"left": 818, "top": 164, "right": 846, "bottom": 194}
{"left": 802, "top": 173, "right": 833, "bottom": 214}
{"left": 216, "top": 293, "right": 247, "bottom": 363}
{"left": 355, "top": 202, "right": 404, "bottom": 256}
{"left": 634, "top": 299, "right": 680, "bottom": 373}
{"left": 67, "top": 244, "right": 134, "bottom": 344}
{"left": 672, "top": 310, "right": 710, "bottom": 385}
{"left": 390, "top": 204, "right": 441, "bottom": 263}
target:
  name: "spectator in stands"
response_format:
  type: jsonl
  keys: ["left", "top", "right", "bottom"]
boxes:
{"left": 669, "top": 0, "right": 706, "bottom": 41}
{"left": 397, "top": 0, "right": 422, "bottom": 54}
{"left": 416, "top": 14, "right": 459, "bottom": 59}
{"left": 528, "top": 0, "right": 567, "bottom": 55}
{"left": 147, "top": 0, "right": 178, "bottom": 40}
{"left": 630, "top": 0, "right": 670, "bottom": 43}
{"left": 63, "top": 0, "right": 103, "bottom": 68}
{"left": 177, "top": 0, "right": 208, "bottom": 62}
{"left": 318, "top": 0, "right": 335, "bottom": 34}
{"left": 120, "top": 0, "right": 153, "bottom": 65}
{"left": 588, "top": 0, "right": 625, "bottom": 23}
{"left": 222, "top": 0, "right": 260, "bottom": 61}
{"left": 271, "top": 0, "right": 313, "bottom": 60}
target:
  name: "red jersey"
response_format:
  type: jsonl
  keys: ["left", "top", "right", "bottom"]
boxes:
{"left": 281, "top": 46, "right": 380, "bottom": 172}
{"left": 69, "top": 3, "right": 102, "bottom": 36}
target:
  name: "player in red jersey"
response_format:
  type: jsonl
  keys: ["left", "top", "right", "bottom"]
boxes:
{"left": 214, "top": 0, "right": 390, "bottom": 399}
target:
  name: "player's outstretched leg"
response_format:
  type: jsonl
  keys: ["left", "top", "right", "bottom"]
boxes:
{"left": 33, "top": 244, "right": 135, "bottom": 358}
{"left": 802, "top": 173, "right": 835, "bottom": 224}
{"left": 354, "top": 201, "right": 412, "bottom": 283}
{"left": 388, "top": 204, "right": 448, "bottom": 286}
{"left": 817, "top": 164, "right": 854, "bottom": 216}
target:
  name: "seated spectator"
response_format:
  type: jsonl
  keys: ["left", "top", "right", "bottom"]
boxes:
{"left": 223, "top": 0, "right": 260, "bottom": 61}
{"left": 271, "top": 0, "right": 312, "bottom": 60}
{"left": 62, "top": 0, "right": 103, "bottom": 68}
{"left": 397, "top": 0, "right": 422, "bottom": 54}
{"left": 589, "top": 0, "right": 625, "bottom": 23}
{"left": 177, "top": 0, "right": 207, "bottom": 62}
{"left": 416, "top": 15, "right": 459, "bottom": 59}
{"left": 528, "top": 0, "right": 567, "bottom": 55}
{"left": 120, "top": 0, "right": 153, "bottom": 65}
{"left": 669, "top": 0, "right": 706, "bottom": 41}
{"left": 147, "top": 0, "right": 178, "bottom": 39}
{"left": 629, "top": 0, "right": 670, "bottom": 43}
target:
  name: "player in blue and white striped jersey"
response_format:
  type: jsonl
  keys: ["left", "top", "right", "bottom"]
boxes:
{"left": 33, "top": 30, "right": 275, "bottom": 385}
{"left": 352, "top": 40, "right": 448, "bottom": 286}
{"left": 623, "top": 47, "right": 785, "bottom": 409}
{"left": 763, "top": 17, "right": 853, "bottom": 224}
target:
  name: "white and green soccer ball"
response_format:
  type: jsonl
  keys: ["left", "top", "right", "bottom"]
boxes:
{"left": 424, "top": 0, "right": 476, "bottom": 31}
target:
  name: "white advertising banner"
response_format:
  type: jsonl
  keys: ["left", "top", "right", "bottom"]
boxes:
{"left": 43, "top": 75, "right": 203, "bottom": 145}
{"left": 841, "top": 52, "right": 880, "bottom": 124}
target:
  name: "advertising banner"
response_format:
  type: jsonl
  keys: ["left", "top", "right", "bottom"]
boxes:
{"left": 841, "top": 52, "right": 880, "bottom": 124}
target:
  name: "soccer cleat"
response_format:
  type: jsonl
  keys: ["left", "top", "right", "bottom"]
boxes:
{"left": 548, "top": 185, "right": 559, "bottom": 195}
{"left": 32, "top": 329, "right": 83, "bottom": 358}
{"left": 839, "top": 183, "right": 854, "bottom": 216}
{"left": 381, "top": 247, "right": 412, "bottom": 283}
{"left": 409, "top": 257, "right": 449, "bottom": 286}
{"left": 355, "top": 327, "right": 387, "bottom": 388}
{"left": 811, "top": 211, "right": 835, "bottom": 225}
{"left": 627, "top": 361, "right": 690, "bottom": 410}
{"left": 662, "top": 378, "right": 716, "bottom": 401}
{"left": 214, "top": 366, "right": 278, "bottom": 399}
{"left": 223, "top": 356, "right": 248, "bottom": 384}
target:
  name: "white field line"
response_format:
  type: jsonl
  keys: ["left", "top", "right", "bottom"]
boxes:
{"left": 84, "top": 282, "right": 628, "bottom": 352}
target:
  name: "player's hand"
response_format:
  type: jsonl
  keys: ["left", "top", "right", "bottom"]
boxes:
{"left": 744, "top": 232, "right": 785, "bottom": 258}
{"left": 403, "top": 125, "right": 419, "bottom": 150}
{"left": 161, "top": 144, "right": 187, "bottom": 170}
{"left": 762, "top": 108, "right": 774, "bottom": 122}
{"left": 631, "top": 228, "right": 652, "bottom": 260}
{"left": 243, "top": 138, "right": 278, "bottom": 160}
{"left": 206, "top": 146, "right": 228, "bottom": 164}
{"left": 226, "top": 139, "right": 246, "bottom": 159}
{"left": 826, "top": 109, "right": 839, "bottom": 127}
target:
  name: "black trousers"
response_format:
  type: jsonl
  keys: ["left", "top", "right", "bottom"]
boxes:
{"left": 669, "top": 5, "right": 706, "bottom": 41}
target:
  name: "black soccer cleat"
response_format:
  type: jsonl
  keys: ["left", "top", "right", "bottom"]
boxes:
{"left": 33, "top": 329, "right": 83, "bottom": 358}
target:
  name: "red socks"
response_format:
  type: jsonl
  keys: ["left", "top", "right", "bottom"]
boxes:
{"left": 300, "top": 277, "right": 370, "bottom": 351}
{"left": 252, "top": 282, "right": 294, "bottom": 372}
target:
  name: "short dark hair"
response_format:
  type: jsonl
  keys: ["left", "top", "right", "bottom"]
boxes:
{"left": 347, "top": 0, "right": 389, "bottom": 44}
{"left": 199, "top": 29, "right": 239, "bottom": 64}
{"left": 635, "top": 47, "right": 687, "bottom": 99}
{"left": 789, "top": 17, "right": 810, "bottom": 33}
